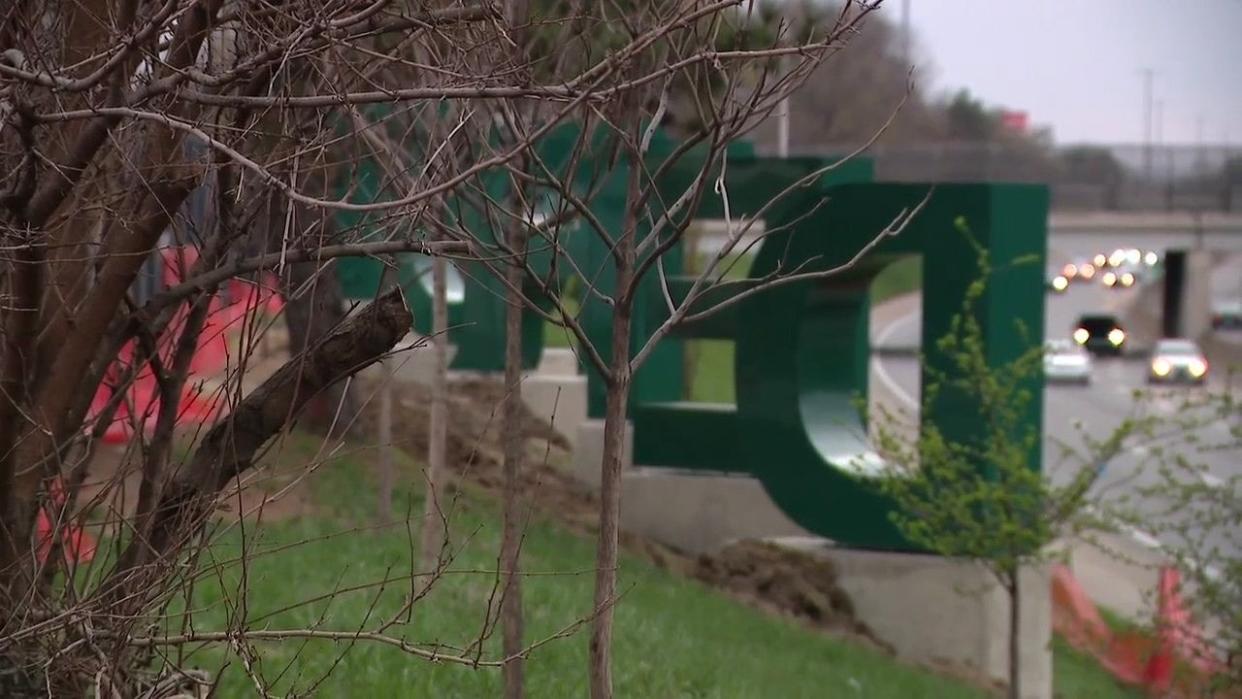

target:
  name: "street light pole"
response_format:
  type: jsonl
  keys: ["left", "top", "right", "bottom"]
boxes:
{"left": 1155, "top": 99, "right": 1163, "bottom": 147}
{"left": 1195, "top": 114, "right": 1206, "bottom": 174}
{"left": 1142, "top": 68, "right": 1154, "bottom": 180}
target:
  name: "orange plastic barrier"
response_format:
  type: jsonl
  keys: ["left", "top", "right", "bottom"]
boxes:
{"left": 35, "top": 479, "right": 96, "bottom": 565}
{"left": 86, "top": 246, "right": 283, "bottom": 444}
{"left": 1051, "top": 563, "right": 1223, "bottom": 695}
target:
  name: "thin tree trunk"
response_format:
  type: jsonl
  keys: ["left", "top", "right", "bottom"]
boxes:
{"left": 589, "top": 163, "right": 639, "bottom": 699}
{"left": 418, "top": 254, "right": 448, "bottom": 576}
{"left": 589, "top": 306, "right": 633, "bottom": 699}
{"left": 376, "top": 360, "right": 394, "bottom": 522}
{"left": 1008, "top": 571, "right": 1021, "bottom": 699}
{"left": 500, "top": 0, "right": 530, "bottom": 690}
{"left": 266, "top": 186, "right": 357, "bottom": 439}
{"left": 373, "top": 253, "right": 402, "bottom": 521}
{"left": 282, "top": 254, "right": 355, "bottom": 436}
{"left": 500, "top": 227, "right": 527, "bottom": 698}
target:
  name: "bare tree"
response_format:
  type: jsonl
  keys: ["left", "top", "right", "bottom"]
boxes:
{"left": 419, "top": 255, "right": 450, "bottom": 577}
{"left": 0, "top": 0, "right": 899, "bottom": 694}
{"left": 436, "top": 5, "right": 903, "bottom": 696}
{"left": 0, "top": 0, "right": 574, "bottom": 691}
{"left": 499, "top": 0, "right": 533, "bottom": 695}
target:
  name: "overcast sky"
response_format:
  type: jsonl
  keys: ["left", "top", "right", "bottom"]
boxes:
{"left": 904, "top": 0, "right": 1242, "bottom": 146}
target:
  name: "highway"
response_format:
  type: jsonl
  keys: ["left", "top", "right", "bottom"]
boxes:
{"left": 870, "top": 251, "right": 1242, "bottom": 566}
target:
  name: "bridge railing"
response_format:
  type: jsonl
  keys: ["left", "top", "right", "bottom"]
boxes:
{"left": 775, "top": 142, "right": 1242, "bottom": 213}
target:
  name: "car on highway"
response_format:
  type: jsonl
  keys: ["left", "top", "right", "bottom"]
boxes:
{"left": 1059, "top": 260, "right": 1096, "bottom": 284}
{"left": 1073, "top": 314, "right": 1127, "bottom": 356}
{"left": 1101, "top": 265, "right": 1138, "bottom": 289}
{"left": 1044, "top": 339, "right": 1092, "bottom": 385}
{"left": 1148, "top": 338, "right": 1209, "bottom": 385}
{"left": 1212, "top": 300, "right": 1242, "bottom": 330}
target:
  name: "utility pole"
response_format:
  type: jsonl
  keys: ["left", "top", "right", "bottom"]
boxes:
{"left": 901, "top": 0, "right": 911, "bottom": 68}
{"left": 1154, "top": 99, "right": 1163, "bottom": 146}
{"left": 1194, "top": 114, "right": 1206, "bottom": 174}
{"left": 1142, "top": 68, "right": 1154, "bottom": 180}
{"left": 1154, "top": 98, "right": 1166, "bottom": 183}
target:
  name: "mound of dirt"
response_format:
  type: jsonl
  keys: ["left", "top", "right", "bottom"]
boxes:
{"left": 356, "top": 376, "right": 876, "bottom": 646}
{"left": 692, "top": 540, "right": 878, "bottom": 643}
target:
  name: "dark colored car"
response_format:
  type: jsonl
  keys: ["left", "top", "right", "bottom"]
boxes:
{"left": 1073, "top": 314, "right": 1127, "bottom": 356}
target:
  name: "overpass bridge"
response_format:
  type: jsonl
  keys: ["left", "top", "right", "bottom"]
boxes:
{"left": 1046, "top": 211, "right": 1241, "bottom": 339}
{"left": 1048, "top": 211, "right": 1242, "bottom": 253}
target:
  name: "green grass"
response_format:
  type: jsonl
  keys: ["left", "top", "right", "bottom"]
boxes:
{"left": 682, "top": 253, "right": 749, "bottom": 404}
{"left": 543, "top": 295, "right": 580, "bottom": 349}
{"left": 687, "top": 339, "right": 736, "bottom": 403}
{"left": 870, "top": 256, "right": 922, "bottom": 305}
{"left": 1098, "top": 606, "right": 1145, "bottom": 636}
{"left": 172, "top": 434, "right": 990, "bottom": 697}
{"left": 1051, "top": 636, "right": 1146, "bottom": 699}
{"left": 149, "top": 434, "right": 1141, "bottom": 697}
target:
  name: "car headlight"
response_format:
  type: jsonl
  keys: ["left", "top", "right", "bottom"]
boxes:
{"left": 1063, "top": 263, "right": 1078, "bottom": 278}
{"left": 1152, "top": 358, "right": 1172, "bottom": 376}
{"left": 1144, "top": 251, "right": 1159, "bottom": 266}
{"left": 1073, "top": 328, "right": 1090, "bottom": 344}
{"left": 1109, "top": 250, "right": 1126, "bottom": 267}
{"left": 1188, "top": 359, "right": 1207, "bottom": 378}
{"left": 1093, "top": 253, "right": 1107, "bottom": 268}
{"left": 1107, "top": 328, "right": 1125, "bottom": 346}
{"left": 1120, "top": 272, "right": 1135, "bottom": 287}
{"left": 1052, "top": 275, "right": 1068, "bottom": 291}
{"left": 1102, "top": 272, "right": 1117, "bottom": 287}
{"left": 1080, "top": 263, "right": 1096, "bottom": 279}
{"left": 1126, "top": 248, "right": 1141, "bottom": 265}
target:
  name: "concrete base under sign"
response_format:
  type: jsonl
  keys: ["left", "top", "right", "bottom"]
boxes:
{"left": 778, "top": 539, "right": 1052, "bottom": 699}
{"left": 570, "top": 419, "right": 809, "bottom": 552}
{"left": 357, "top": 334, "right": 458, "bottom": 385}
{"left": 522, "top": 349, "right": 588, "bottom": 450}
{"left": 568, "top": 418, "right": 1051, "bottom": 699}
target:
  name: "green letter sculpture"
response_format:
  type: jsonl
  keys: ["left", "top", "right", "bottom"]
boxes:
{"left": 633, "top": 181, "right": 1048, "bottom": 551}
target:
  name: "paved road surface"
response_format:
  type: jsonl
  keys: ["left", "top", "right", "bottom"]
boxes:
{"left": 871, "top": 250, "right": 1241, "bottom": 566}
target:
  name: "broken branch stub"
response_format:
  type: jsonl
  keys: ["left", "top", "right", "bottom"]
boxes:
{"left": 115, "top": 287, "right": 412, "bottom": 576}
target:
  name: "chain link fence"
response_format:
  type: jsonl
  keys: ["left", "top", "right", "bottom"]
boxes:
{"left": 781, "top": 142, "right": 1242, "bottom": 212}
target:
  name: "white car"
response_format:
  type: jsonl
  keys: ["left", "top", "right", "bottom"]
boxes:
{"left": 1148, "top": 338, "right": 1209, "bottom": 385}
{"left": 1044, "top": 339, "right": 1092, "bottom": 385}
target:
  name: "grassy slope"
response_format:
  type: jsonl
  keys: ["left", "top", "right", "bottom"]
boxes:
{"left": 363, "top": 250, "right": 1131, "bottom": 696}
{"left": 183, "top": 435, "right": 988, "bottom": 697}
{"left": 1052, "top": 637, "right": 1146, "bottom": 699}
{"left": 172, "top": 435, "right": 1143, "bottom": 697}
